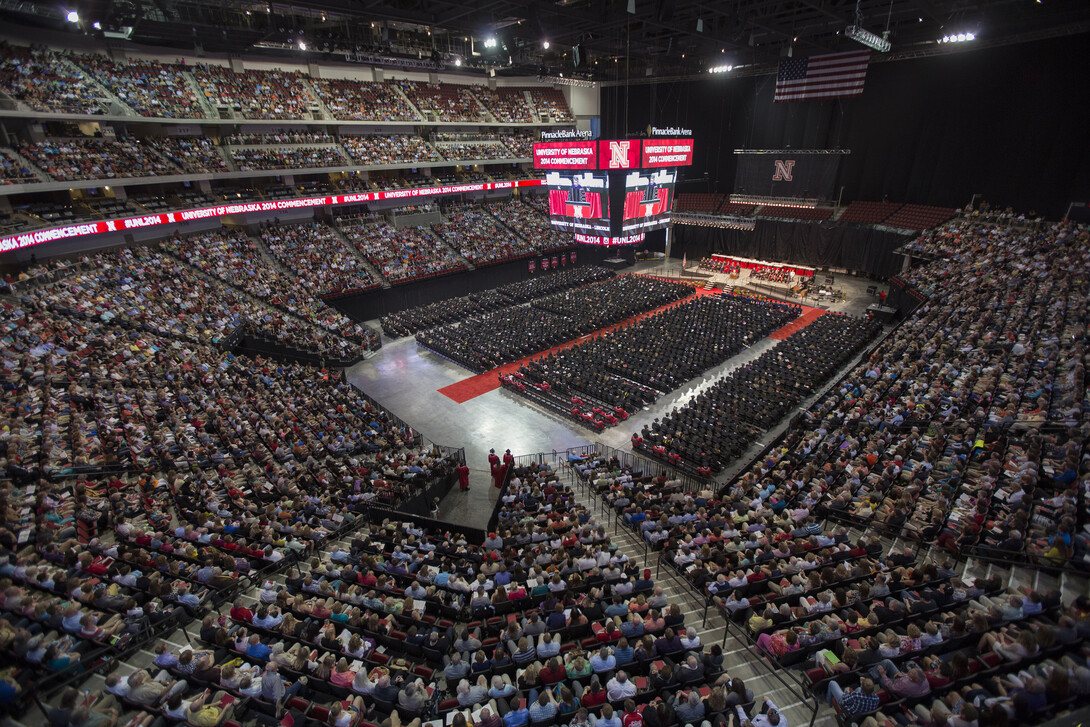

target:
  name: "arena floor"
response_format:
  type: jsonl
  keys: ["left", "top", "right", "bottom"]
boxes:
{"left": 345, "top": 257, "right": 887, "bottom": 532}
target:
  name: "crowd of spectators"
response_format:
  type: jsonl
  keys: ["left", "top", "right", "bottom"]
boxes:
{"left": 0, "top": 149, "right": 37, "bottom": 184}
{"left": 230, "top": 146, "right": 348, "bottom": 171}
{"left": 0, "top": 296, "right": 435, "bottom": 518}
{"left": 505, "top": 294, "right": 800, "bottom": 428}
{"left": 637, "top": 311, "right": 878, "bottom": 475}
{"left": 18, "top": 137, "right": 180, "bottom": 181}
{"left": 226, "top": 131, "right": 335, "bottom": 146}
{"left": 380, "top": 266, "right": 614, "bottom": 338}
{"left": 26, "top": 244, "right": 373, "bottom": 360}
{"left": 432, "top": 204, "right": 525, "bottom": 266}
{"left": 73, "top": 56, "right": 205, "bottom": 118}
{"left": 758, "top": 217, "right": 1090, "bottom": 573}
{"left": 0, "top": 45, "right": 103, "bottom": 114}
{"left": 431, "top": 203, "right": 561, "bottom": 266}
{"left": 395, "top": 81, "right": 487, "bottom": 122}
{"left": 417, "top": 275, "right": 691, "bottom": 373}
{"left": 472, "top": 87, "right": 535, "bottom": 123}
{"left": 341, "top": 135, "right": 441, "bottom": 166}
{"left": 432, "top": 141, "right": 517, "bottom": 162}
{"left": 311, "top": 77, "right": 419, "bottom": 121}
{"left": 152, "top": 136, "right": 230, "bottom": 174}
{"left": 0, "top": 44, "right": 576, "bottom": 125}
{"left": 528, "top": 88, "right": 574, "bottom": 122}
{"left": 260, "top": 222, "right": 380, "bottom": 297}
{"left": 162, "top": 228, "right": 379, "bottom": 352}
{"left": 341, "top": 221, "right": 467, "bottom": 284}
{"left": 487, "top": 199, "right": 570, "bottom": 256}
{"left": 194, "top": 66, "right": 317, "bottom": 119}
{"left": 499, "top": 134, "right": 535, "bottom": 158}
{"left": 231, "top": 146, "right": 344, "bottom": 172}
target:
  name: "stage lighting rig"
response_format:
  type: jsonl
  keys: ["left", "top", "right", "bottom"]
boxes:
{"left": 844, "top": 25, "right": 890, "bottom": 52}
{"left": 844, "top": 0, "right": 891, "bottom": 52}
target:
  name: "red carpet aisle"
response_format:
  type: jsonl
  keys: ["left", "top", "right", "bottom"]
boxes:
{"left": 438, "top": 284, "right": 719, "bottom": 403}
{"left": 769, "top": 306, "right": 825, "bottom": 339}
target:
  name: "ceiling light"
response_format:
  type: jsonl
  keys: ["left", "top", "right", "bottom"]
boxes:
{"left": 298, "top": 41, "right": 306, "bottom": 50}
{"left": 708, "top": 65, "right": 732, "bottom": 73}
{"left": 455, "top": 58, "right": 462, "bottom": 66}
{"left": 543, "top": 40, "right": 550, "bottom": 49}
{"left": 66, "top": 9, "right": 79, "bottom": 22}
{"left": 484, "top": 37, "right": 497, "bottom": 48}
{"left": 92, "top": 20, "right": 101, "bottom": 29}
{"left": 941, "top": 32, "right": 976, "bottom": 44}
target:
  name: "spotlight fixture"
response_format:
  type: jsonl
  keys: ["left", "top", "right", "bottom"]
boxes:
{"left": 298, "top": 40, "right": 306, "bottom": 50}
{"left": 543, "top": 40, "right": 550, "bottom": 49}
{"left": 65, "top": 9, "right": 79, "bottom": 22}
{"left": 484, "top": 37, "right": 497, "bottom": 48}
{"left": 941, "top": 32, "right": 976, "bottom": 43}
{"left": 454, "top": 58, "right": 462, "bottom": 66}
{"left": 844, "top": 25, "right": 891, "bottom": 52}
{"left": 708, "top": 65, "right": 732, "bottom": 73}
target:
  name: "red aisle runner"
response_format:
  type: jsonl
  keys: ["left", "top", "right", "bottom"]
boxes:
{"left": 768, "top": 307, "right": 826, "bottom": 340}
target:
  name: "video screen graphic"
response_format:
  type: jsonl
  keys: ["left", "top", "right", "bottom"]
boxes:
{"left": 619, "top": 169, "right": 676, "bottom": 234}
{"left": 640, "top": 138, "right": 694, "bottom": 168}
{"left": 533, "top": 141, "right": 599, "bottom": 170}
{"left": 545, "top": 171, "right": 611, "bottom": 235}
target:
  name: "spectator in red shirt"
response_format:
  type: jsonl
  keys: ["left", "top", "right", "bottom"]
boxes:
{"left": 621, "top": 699, "right": 644, "bottom": 727}
{"left": 539, "top": 658, "right": 567, "bottom": 687}
{"left": 230, "top": 599, "right": 253, "bottom": 623}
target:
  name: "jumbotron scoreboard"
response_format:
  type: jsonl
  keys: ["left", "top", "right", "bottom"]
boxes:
{"left": 533, "top": 129, "right": 694, "bottom": 245}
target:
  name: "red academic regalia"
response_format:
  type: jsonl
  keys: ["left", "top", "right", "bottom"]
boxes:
{"left": 457, "top": 464, "right": 470, "bottom": 490}
{"left": 492, "top": 463, "right": 507, "bottom": 489}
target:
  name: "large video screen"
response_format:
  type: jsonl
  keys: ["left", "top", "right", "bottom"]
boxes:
{"left": 619, "top": 169, "right": 676, "bottom": 234}
{"left": 545, "top": 171, "right": 611, "bottom": 235}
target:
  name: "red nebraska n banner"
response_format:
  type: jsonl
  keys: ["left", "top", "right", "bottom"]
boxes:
{"left": 598, "top": 139, "right": 641, "bottom": 169}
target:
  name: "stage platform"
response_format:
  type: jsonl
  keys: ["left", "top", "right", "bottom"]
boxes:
{"left": 675, "top": 259, "right": 887, "bottom": 316}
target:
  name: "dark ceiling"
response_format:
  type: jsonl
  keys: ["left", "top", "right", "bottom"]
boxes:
{"left": 8, "top": 0, "right": 1090, "bottom": 80}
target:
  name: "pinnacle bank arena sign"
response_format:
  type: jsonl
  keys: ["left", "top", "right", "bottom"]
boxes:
{"left": 0, "top": 179, "right": 543, "bottom": 253}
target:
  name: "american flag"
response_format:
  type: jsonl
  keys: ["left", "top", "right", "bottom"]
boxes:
{"left": 774, "top": 50, "right": 871, "bottom": 102}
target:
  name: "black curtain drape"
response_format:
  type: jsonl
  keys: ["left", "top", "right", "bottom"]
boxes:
{"left": 672, "top": 220, "right": 910, "bottom": 279}
{"left": 602, "top": 34, "right": 1090, "bottom": 219}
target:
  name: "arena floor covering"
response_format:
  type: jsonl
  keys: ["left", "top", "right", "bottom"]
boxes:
{"left": 345, "top": 257, "right": 884, "bottom": 531}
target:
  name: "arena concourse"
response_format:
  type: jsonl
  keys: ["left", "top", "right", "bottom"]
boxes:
{"left": 1, "top": 5, "right": 1089, "bottom": 727}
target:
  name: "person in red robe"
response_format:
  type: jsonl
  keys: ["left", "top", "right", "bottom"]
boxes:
{"left": 457, "top": 463, "right": 470, "bottom": 491}
{"left": 492, "top": 462, "right": 507, "bottom": 489}
{"left": 487, "top": 449, "right": 500, "bottom": 469}
{"left": 502, "top": 449, "right": 514, "bottom": 470}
